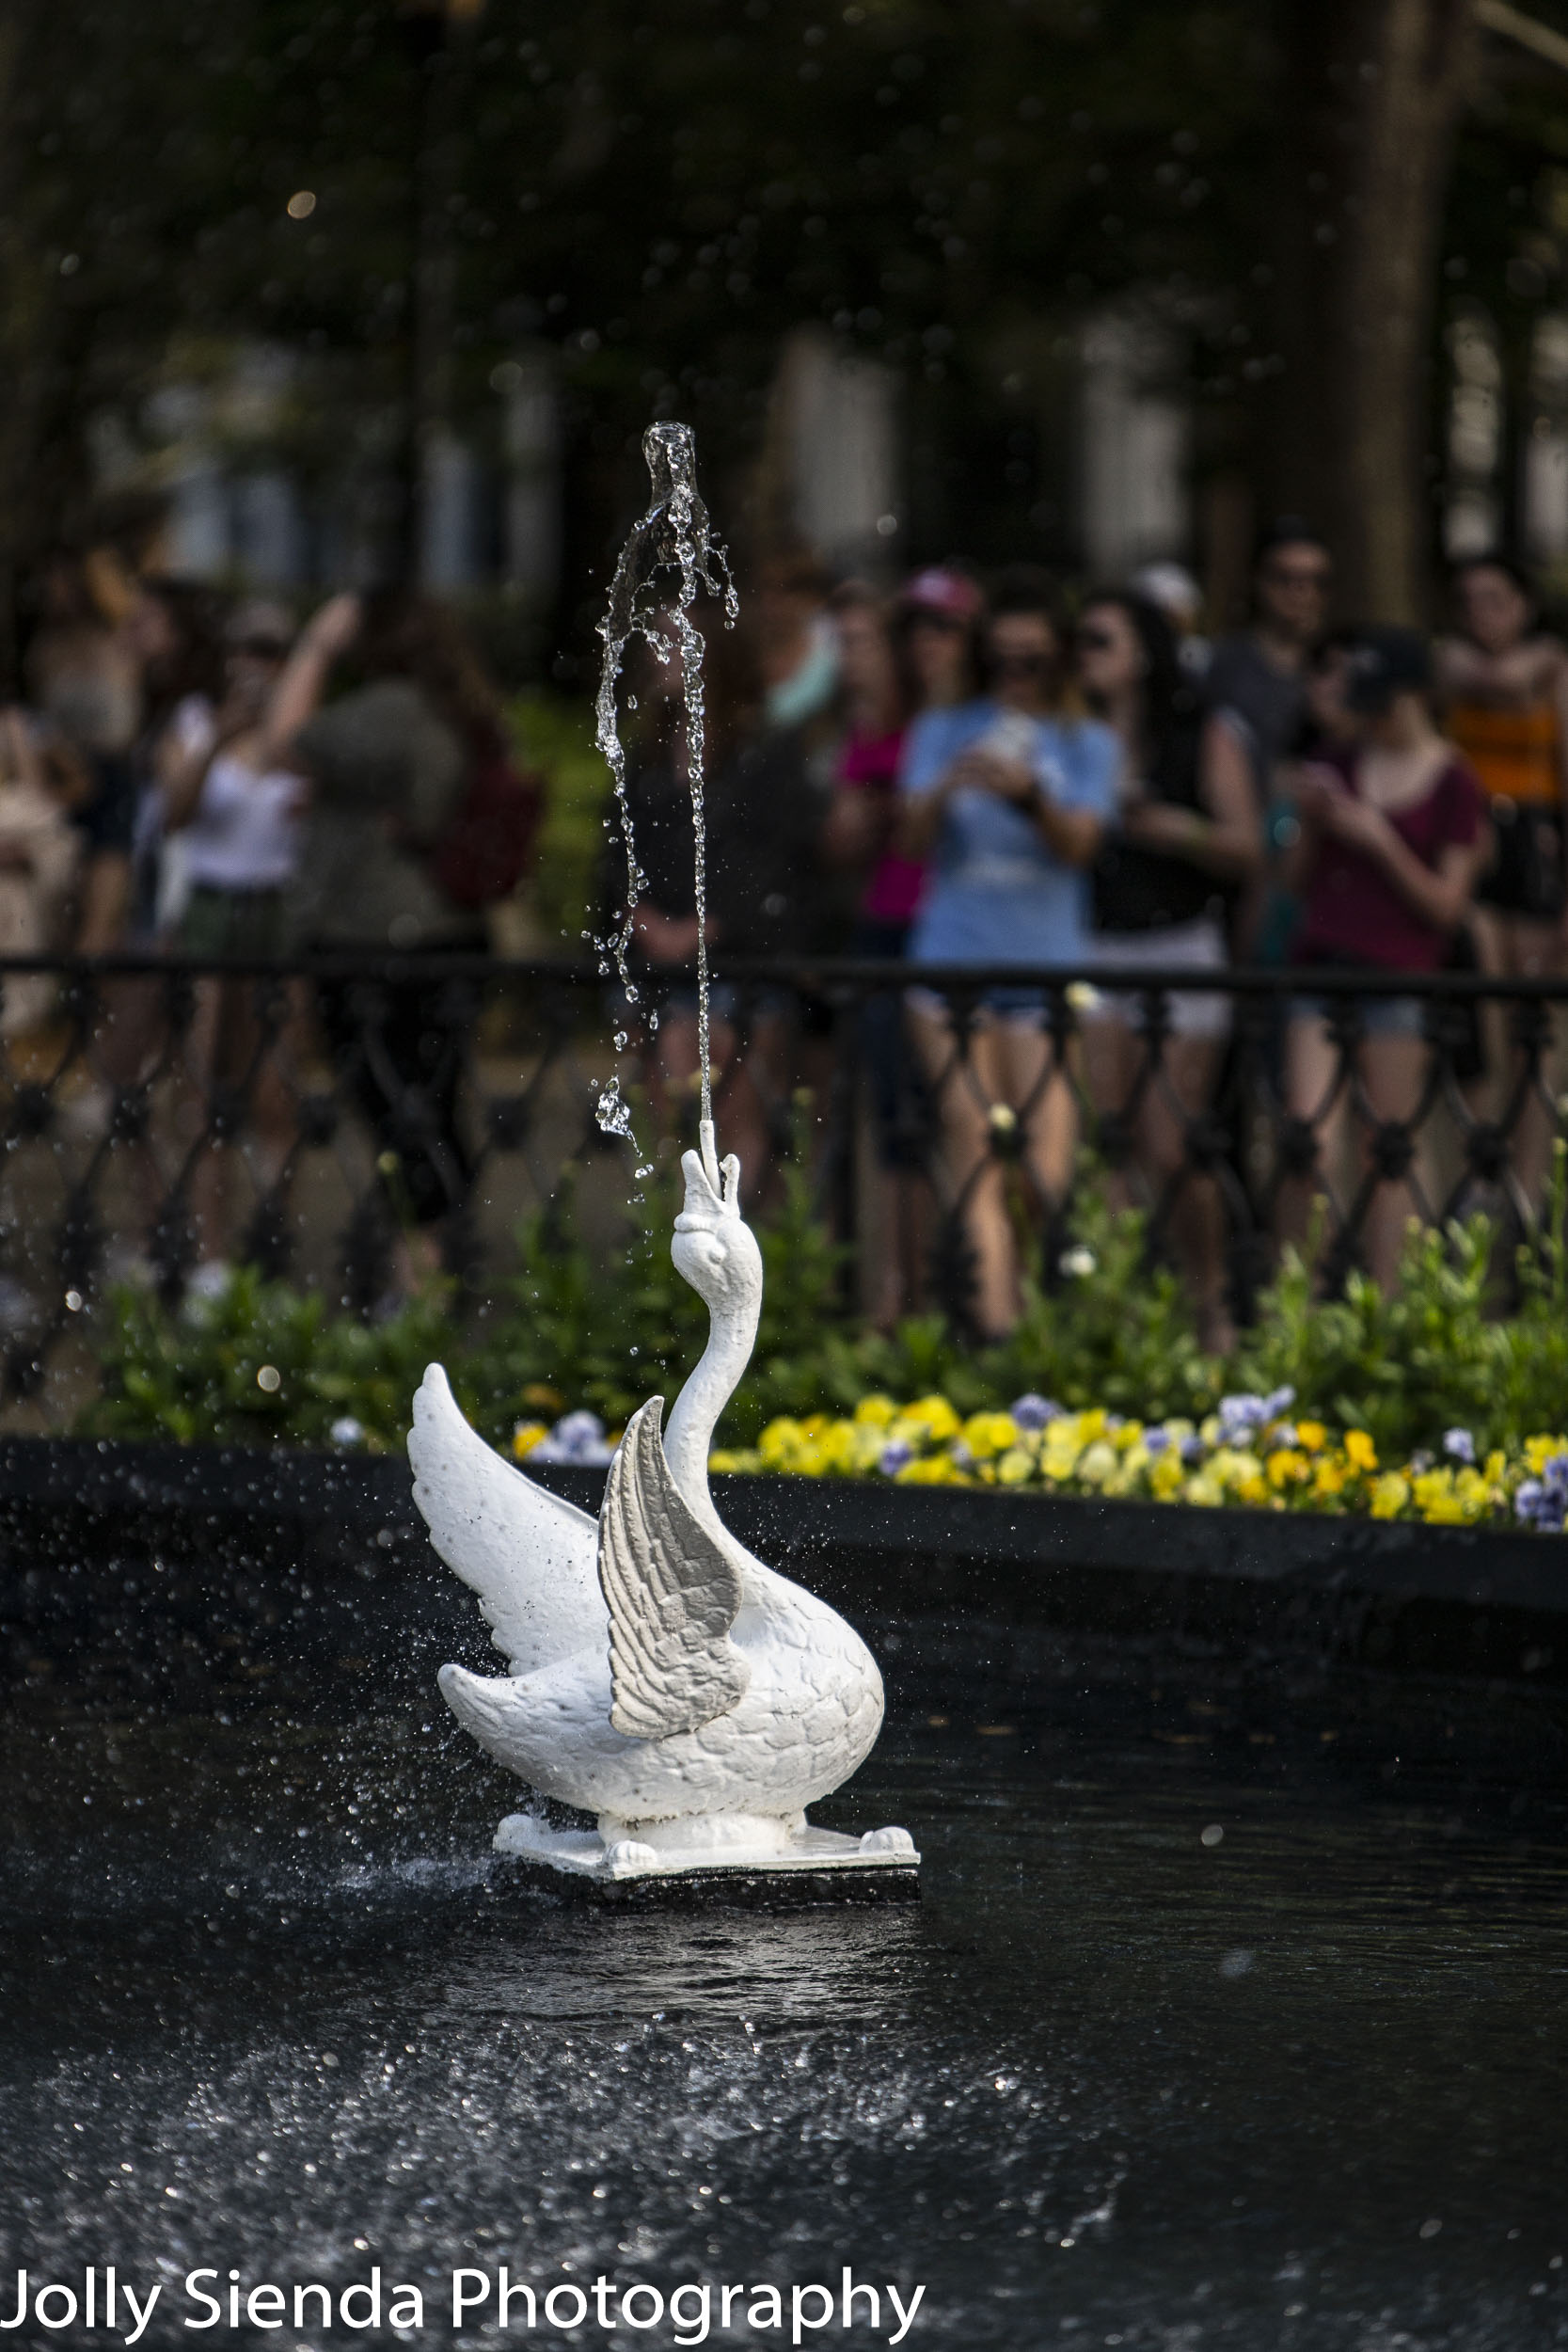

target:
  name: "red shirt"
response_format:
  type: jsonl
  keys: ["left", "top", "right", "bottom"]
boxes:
{"left": 1294, "top": 745, "right": 1485, "bottom": 973}
{"left": 840, "top": 727, "right": 927, "bottom": 926}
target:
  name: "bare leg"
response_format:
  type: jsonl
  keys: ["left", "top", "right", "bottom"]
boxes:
{"left": 1144, "top": 1032, "right": 1230, "bottom": 1352}
{"left": 75, "top": 852, "right": 131, "bottom": 956}
{"left": 909, "top": 1005, "right": 1017, "bottom": 1337}
{"left": 993, "top": 1016, "right": 1077, "bottom": 1211}
{"left": 1468, "top": 908, "right": 1563, "bottom": 1218}
{"left": 1079, "top": 1014, "right": 1141, "bottom": 1214}
{"left": 1357, "top": 1033, "right": 1431, "bottom": 1290}
{"left": 1281, "top": 1015, "right": 1347, "bottom": 1261}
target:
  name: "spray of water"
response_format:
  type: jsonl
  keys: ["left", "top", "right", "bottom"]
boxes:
{"left": 592, "top": 423, "right": 737, "bottom": 1154}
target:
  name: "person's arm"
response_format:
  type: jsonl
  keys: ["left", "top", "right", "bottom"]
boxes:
{"left": 1006, "top": 726, "right": 1114, "bottom": 871}
{"left": 1023, "top": 771, "right": 1102, "bottom": 868}
{"left": 251, "top": 593, "right": 362, "bottom": 771}
{"left": 895, "top": 715, "right": 960, "bottom": 857}
{"left": 1324, "top": 787, "right": 1490, "bottom": 931}
{"left": 822, "top": 779, "right": 886, "bottom": 869}
{"left": 1119, "top": 713, "right": 1263, "bottom": 882}
{"left": 897, "top": 758, "right": 964, "bottom": 857}
{"left": 1275, "top": 761, "right": 1337, "bottom": 896}
{"left": 160, "top": 697, "right": 245, "bottom": 832}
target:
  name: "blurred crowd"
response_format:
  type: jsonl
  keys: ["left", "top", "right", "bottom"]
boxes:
{"left": 606, "top": 529, "right": 1568, "bottom": 1341}
{"left": 0, "top": 522, "right": 1563, "bottom": 1340}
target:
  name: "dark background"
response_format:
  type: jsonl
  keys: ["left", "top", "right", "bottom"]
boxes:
{"left": 4, "top": 0, "right": 1567, "bottom": 673}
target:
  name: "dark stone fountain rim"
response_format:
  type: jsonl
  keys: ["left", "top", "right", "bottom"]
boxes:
{"left": 1, "top": 1433, "right": 1561, "bottom": 1618}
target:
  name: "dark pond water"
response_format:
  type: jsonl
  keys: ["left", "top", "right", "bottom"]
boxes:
{"left": 3, "top": 1646, "right": 1566, "bottom": 2349}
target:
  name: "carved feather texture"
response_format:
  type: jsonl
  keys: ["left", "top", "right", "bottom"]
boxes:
{"left": 596, "top": 1396, "right": 751, "bottom": 1740}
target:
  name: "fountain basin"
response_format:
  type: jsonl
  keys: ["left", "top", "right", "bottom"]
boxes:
{"left": 4, "top": 1590, "right": 1565, "bottom": 2349}
{"left": 2, "top": 1437, "right": 1564, "bottom": 1706}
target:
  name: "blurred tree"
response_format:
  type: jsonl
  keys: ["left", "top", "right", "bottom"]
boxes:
{"left": 8, "top": 0, "right": 1568, "bottom": 663}
{"left": 1261, "top": 0, "right": 1478, "bottom": 619}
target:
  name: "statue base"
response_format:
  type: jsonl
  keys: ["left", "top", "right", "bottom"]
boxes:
{"left": 492, "top": 1807, "right": 920, "bottom": 1893}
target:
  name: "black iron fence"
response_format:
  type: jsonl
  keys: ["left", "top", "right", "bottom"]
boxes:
{"left": 0, "top": 952, "right": 1564, "bottom": 1416}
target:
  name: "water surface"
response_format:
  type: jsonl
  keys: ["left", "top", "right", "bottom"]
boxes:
{"left": 3, "top": 1652, "right": 1566, "bottom": 2347}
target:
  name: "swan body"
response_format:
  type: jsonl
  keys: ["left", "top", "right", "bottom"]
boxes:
{"left": 409, "top": 1128, "right": 916, "bottom": 1881}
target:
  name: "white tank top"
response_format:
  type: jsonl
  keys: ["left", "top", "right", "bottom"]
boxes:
{"left": 183, "top": 751, "right": 302, "bottom": 891}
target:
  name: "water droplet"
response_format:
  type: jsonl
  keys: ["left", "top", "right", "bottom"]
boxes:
{"left": 1200, "top": 1823, "right": 1224, "bottom": 1847}
{"left": 595, "top": 1079, "right": 633, "bottom": 1139}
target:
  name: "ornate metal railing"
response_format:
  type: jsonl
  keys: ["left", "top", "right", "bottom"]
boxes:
{"left": 0, "top": 953, "right": 1563, "bottom": 1417}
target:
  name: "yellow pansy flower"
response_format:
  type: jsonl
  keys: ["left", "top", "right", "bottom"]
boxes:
{"left": 708, "top": 1446, "right": 762, "bottom": 1474}
{"left": 1412, "top": 1469, "right": 1467, "bottom": 1524}
{"left": 512, "top": 1421, "right": 549, "bottom": 1460}
{"left": 1369, "top": 1472, "right": 1409, "bottom": 1519}
{"left": 963, "top": 1409, "right": 1020, "bottom": 1459}
{"left": 996, "top": 1447, "right": 1037, "bottom": 1486}
{"left": 1150, "top": 1451, "right": 1185, "bottom": 1500}
{"left": 1343, "top": 1429, "right": 1377, "bottom": 1472}
{"left": 1076, "top": 1440, "right": 1119, "bottom": 1487}
{"left": 897, "top": 1453, "right": 967, "bottom": 1485}
{"left": 1267, "top": 1448, "right": 1309, "bottom": 1487}
{"left": 1296, "top": 1421, "right": 1326, "bottom": 1452}
{"left": 906, "top": 1393, "right": 961, "bottom": 1441}
{"left": 853, "top": 1394, "right": 899, "bottom": 1428}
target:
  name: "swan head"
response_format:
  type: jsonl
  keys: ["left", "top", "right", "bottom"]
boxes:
{"left": 672, "top": 1132, "right": 763, "bottom": 1317}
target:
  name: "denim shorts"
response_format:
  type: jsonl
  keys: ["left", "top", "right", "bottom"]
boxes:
{"left": 1287, "top": 992, "right": 1426, "bottom": 1039}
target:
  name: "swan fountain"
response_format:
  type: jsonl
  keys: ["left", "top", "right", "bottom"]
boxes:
{"left": 404, "top": 416, "right": 913, "bottom": 1890}
{"left": 408, "top": 1121, "right": 918, "bottom": 1887}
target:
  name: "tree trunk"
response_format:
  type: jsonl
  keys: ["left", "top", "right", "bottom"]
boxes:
{"left": 1265, "top": 0, "right": 1478, "bottom": 620}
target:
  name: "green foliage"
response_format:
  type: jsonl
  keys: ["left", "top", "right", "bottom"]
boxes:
{"left": 505, "top": 692, "right": 610, "bottom": 946}
{"left": 78, "top": 1155, "right": 1568, "bottom": 1465}
{"left": 465, "top": 1167, "right": 710, "bottom": 1441}
{"left": 465, "top": 1138, "right": 852, "bottom": 1445}
{"left": 1232, "top": 1218, "right": 1507, "bottom": 1461}
{"left": 1232, "top": 1148, "right": 1568, "bottom": 1459}
{"left": 81, "top": 1266, "right": 455, "bottom": 1452}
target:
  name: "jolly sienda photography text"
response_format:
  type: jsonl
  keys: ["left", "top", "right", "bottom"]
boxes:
{"left": 0, "top": 2266, "right": 927, "bottom": 2344}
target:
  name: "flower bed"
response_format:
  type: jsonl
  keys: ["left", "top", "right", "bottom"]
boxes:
{"left": 677, "top": 1390, "right": 1568, "bottom": 1533}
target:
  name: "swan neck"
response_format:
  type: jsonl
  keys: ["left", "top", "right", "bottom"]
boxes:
{"left": 663, "top": 1291, "right": 756, "bottom": 1520}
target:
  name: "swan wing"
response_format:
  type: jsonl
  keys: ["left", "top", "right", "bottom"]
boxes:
{"left": 408, "top": 1363, "right": 605, "bottom": 1677}
{"left": 597, "top": 1395, "right": 752, "bottom": 1740}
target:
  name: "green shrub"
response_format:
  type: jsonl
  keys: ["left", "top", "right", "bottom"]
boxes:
{"left": 77, "top": 1150, "right": 1568, "bottom": 1465}
{"left": 81, "top": 1266, "right": 456, "bottom": 1452}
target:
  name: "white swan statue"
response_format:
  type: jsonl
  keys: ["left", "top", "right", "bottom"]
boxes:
{"left": 407, "top": 1122, "right": 918, "bottom": 1884}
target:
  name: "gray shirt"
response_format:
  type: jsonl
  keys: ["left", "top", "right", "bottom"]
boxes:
{"left": 288, "top": 679, "right": 482, "bottom": 948}
{"left": 1203, "top": 633, "right": 1306, "bottom": 805}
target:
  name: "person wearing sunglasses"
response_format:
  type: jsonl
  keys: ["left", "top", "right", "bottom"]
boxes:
{"left": 896, "top": 569, "right": 1118, "bottom": 1339}
{"left": 1076, "top": 591, "right": 1261, "bottom": 1353}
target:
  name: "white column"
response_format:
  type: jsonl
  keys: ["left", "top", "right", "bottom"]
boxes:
{"left": 779, "top": 327, "right": 899, "bottom": 567}
{"left": 1080, "top": 310, "right": 1190, "bottom": 579}
{"left": 500, "top": 352, "right": 562, "bottom": 601}
{"left": 420, "top": 428, "right": 480, "bottom": 591}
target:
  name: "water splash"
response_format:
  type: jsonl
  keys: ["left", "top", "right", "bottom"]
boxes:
{"left": 594, "top": 422, "right": 737, "bottom": 1144}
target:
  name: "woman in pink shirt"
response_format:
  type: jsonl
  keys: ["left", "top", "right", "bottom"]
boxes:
{"left": 1282, "top": 627, "right": 1490, "bottom": 1287}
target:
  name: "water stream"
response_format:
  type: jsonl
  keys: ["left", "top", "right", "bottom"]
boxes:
{"left": 592, "top": 422, "right": 737, "bottom": 1159}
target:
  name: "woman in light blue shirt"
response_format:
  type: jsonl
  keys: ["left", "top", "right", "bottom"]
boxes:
{"left": 897, "top": 581, "right": 1118, "bottom": 1337}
